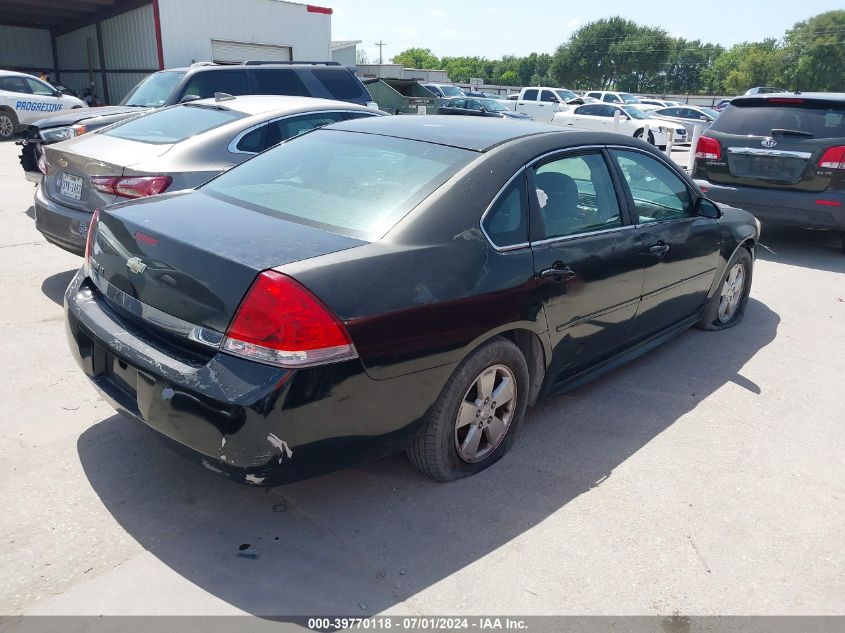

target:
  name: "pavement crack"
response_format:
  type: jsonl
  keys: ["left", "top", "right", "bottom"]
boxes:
{"left": 687, "top": 534, "right": 711, "bottom": 574}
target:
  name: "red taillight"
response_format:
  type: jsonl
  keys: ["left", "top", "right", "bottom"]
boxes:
{"left": 84, "top": 208, "right": 101, "bottom": 266}
{"left": 695, "top": 135, "right": 721, "bottom": 161}
{"left": 90, "top": 175, "right": 172, "bottom": 198}
{"left": 768, "top": 98, "right": 804, "bottom": 104}
{"left": 223, "top": 271, "right": 356, "bottom": 368}
{"left": 815, "top": 199, "right": 842, "bottom": 207}
{"left": 818, "top": 146, "right": 845, "bottom": 170}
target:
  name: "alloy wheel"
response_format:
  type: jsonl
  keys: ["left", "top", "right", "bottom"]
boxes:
{"left": 454, "top": 364, "right": 517, "bottom": 463}
{"left": 0, "top": 115, "right": 13, "bottom": 139}
{"left": 718, "top": 262, "right": 745, "bottom": 322}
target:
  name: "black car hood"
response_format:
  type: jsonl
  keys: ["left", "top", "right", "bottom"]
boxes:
{"left": 31, "top": 106, "right": 149, "bottom": 130}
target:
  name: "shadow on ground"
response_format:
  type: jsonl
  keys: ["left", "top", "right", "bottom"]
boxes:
{"left": 76, "top": 296, "right": 780, "bottom": 616}
{"left": 757, "top": 226, "right": 845, "bottom": 274}
{"left": 41, "top": 269, "right": 77, "bottom": 306}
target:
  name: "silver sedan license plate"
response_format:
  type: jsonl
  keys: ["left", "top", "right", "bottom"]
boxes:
{"left": 60, "top": 173, "right": 83, "bottom": 201}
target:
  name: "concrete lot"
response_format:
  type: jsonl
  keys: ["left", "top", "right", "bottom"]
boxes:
{"left": 0, "top": 140, "right": 843, "bottom": 617}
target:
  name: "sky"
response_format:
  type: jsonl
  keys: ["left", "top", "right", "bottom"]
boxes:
{"left": 331, "top": 0, "right": 843, "bottom": 62}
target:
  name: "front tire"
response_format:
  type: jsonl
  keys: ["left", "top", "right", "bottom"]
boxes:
{"left": 696, "top": 247, "right": 753, "bottom": 330}
{"left": 407, "top": 337, "right": 529, "bottom": 481}
{"left": 0, "top": 109, "right": 18, "bottom": 140}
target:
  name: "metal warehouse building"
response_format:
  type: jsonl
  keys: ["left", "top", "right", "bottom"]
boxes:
{"left": 0, "top": 0, "right": 332, "bottom": 104}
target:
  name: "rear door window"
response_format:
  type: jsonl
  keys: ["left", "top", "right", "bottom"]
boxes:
{"left": 534, "top": 153, "right": 622, "bottom": 239}
{"left": 522, "top": 89, "right": 538, "bottom": 101}
{"left": 711, "top": 103, "right": 845, "bottom": 139}
{"left": 253, "top": 69, "right": 309, "bottom": 96}
{"left": 1, "top": 77, "right": 31, "bottom": 94}
{"left": 104, "top": 104, "right": 244, "bottom": 144}
{"left": 181, "top": 70, "right": 249, "bottom": 100}
{"left": 311, "top": 68, "right": 366, "bottom": 100}
{"left": 235, "top": 125, "right": 268, "bottom": 153}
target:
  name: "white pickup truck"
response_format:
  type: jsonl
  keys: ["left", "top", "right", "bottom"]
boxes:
{"left": 504, "top": 87, "right": 586, "bottom": 123}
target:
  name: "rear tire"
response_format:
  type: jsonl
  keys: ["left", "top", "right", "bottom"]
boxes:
{"left": 634, "top": 128, "right": 655, "bottom": 145}
{"left": 0, "top": 109, "right": 18, "bottom": 140}
{"left": 407, "top": 337, "right": 529, "bottom": 482}
{"left": 696, "top": 247, "right": 753, "bottom": 331}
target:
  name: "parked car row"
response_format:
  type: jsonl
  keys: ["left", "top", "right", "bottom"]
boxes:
{"left": 26, "top": 66, "right": 844, "bottom": 487}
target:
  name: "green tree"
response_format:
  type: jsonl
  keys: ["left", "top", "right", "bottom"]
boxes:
{"left": 784, "top": 10, "right": 845, "bottom": 92}
{"left": 391, "top": 48, "right": 440, "bottom": 69}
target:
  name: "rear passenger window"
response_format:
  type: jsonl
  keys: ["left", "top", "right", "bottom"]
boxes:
{"left": 253, "top": 70, "right": 309, "bottom": 96}
{"left": 265, "top": 112, "right": 347, "bottom": 148}
{"left": 483, "top": 175, "right": 529, "bottom": 248}
{"left": 311, "top": 69, "right": 365, "bottom": 100}
{"left": 612, "top": 150, "right": 694, "bottom": 223}
{"left": 533, "top": 153, "right": 622, "bottom": 239}
{"left": 181, "top": 70, "right": 248, "bottom": 99}
{"left": 522, "top": 89, "right": 538, "bottom": 101}
{"left": 236, "top": 125, "right": 267, "bottom": 153}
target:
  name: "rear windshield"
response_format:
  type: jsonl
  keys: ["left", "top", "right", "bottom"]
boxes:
{"left": 121, "top": 71, "right": 185, "bottom": 107}
{"left": 202, "top": 129, "right": 474, "bottom": 240}
{"left": 311, "top": 68, "right": 366, "bottom": 100}
{"left": 103, "top": 104, "right": 244, "bottom": 144}
{"left": 710, "top": 103, "right": 845, "bottom": 139}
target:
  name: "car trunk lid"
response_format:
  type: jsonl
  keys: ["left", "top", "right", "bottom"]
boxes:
{"left": 89, "top": 190, "right": 366, "bottom": 336}
{"left": 43, "top": 134, "right": 174, "bottom": 212}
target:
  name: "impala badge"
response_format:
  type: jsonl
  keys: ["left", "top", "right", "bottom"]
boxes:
{"left": 126, "top": 257, "right": 147, "bottom": 274}
{"left": 761, "top": 137, "right": 777, "bottom": 148}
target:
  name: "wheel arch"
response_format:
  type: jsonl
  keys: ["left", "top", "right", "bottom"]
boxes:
{"left": 495, "top": 328, "right": 547, "bottom": 407}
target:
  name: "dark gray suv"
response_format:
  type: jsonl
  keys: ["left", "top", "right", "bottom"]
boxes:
{"left": 692, "top": 93, "right": 845, "bottom": 252}
{"left": 18, "top": 62, "right": 377, "bottom": 180}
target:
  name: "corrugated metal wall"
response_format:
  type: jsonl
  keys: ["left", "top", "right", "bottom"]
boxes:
{"left": 0, "top": 25, "right": 53, "bottom": 72}
{"left": 158, "top": 0, "right": 331, "bottom": 67}
{"left": 53, "top": 3, "right": 158, "bottom": 104}
{"left": 102, "top": 4, "right": 158, "bottom": 70}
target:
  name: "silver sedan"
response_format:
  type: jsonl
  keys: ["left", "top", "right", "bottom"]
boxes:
{"left": 34, "top": 95, "right": 383, "bottom": 255}
{"left": 651, "top": 105, "right": 720, "bottom": 139}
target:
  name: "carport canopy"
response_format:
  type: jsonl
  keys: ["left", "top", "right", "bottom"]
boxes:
{"left": 0, "top": 0, "right": 121, "bottom": 28}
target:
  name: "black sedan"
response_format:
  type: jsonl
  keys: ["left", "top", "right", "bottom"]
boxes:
{"left": 65, "top": 117, "right": 759, "bottom": 485}
{"left": 438, "top": 97, "right": 532, "bottom": 120}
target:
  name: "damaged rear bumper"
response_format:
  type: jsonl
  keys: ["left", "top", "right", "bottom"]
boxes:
{"left": 64, "top": 270, "right": 435, "bottom": 485}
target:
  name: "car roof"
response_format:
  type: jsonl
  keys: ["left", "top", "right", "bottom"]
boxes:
{"left": 167, "top": 63, "right": 349, "bottom": 73}
{"left": 732, "top": 92, "right": 845, "bottom": 104}
{"left": 188, "top": 94, "right": 370, "bottom": 116}
{"left": 0, "top": 70, "right": 36, "bottom": 78}
{"left": 324, "top": 116, "right": 564, "bottom": 151}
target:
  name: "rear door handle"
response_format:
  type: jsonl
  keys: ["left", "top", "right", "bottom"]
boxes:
{"left": 540, "top": 263, "right": 576, "bottom": 282}
{"left": 648, "top": 242, "right": 670, "bottom": 257}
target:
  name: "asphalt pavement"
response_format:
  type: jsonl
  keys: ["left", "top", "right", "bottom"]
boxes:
{"left": 0, "top": 141, "right": 842, "bottom": 617}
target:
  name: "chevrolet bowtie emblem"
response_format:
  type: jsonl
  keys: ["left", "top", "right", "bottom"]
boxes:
{"left": 58, "top": 158, "right": 68, "bottom": 168}
{"left": 126, "top": 257, "right": 147, "bottom": 274}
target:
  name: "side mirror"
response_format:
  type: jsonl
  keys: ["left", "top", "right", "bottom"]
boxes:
{"left": 696, "top": 197, "right": 722, "bottom": 219}
{"left": 179, "top": 94, "right": 201, "bottom": 104}
{"left": 54, "top": 90, "right": 63, "bottom": 98}
{"left": 479, "top": 106, "right": 487, "bottom": 113}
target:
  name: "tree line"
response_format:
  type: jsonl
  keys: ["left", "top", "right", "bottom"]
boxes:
{"left": 388, "top": 10, "right": 845, "bottom": 94}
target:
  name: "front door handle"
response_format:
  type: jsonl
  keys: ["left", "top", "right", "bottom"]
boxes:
{"left": 648, "top": 242, "right": 670, "bottom": 257}
{"left": 540, "top": 263, "right": 576, "bottom": 282}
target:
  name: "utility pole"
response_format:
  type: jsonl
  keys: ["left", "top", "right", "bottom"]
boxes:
{"left": 374, "top": 40, "right": 386, "bottom": 65}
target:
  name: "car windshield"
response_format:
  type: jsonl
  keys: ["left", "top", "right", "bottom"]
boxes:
{"left": 121, "top": 71, "right": 186, "bottom": 107}
{"left": 709, "top": 103, "right": 845, "bottom": 138}
{"left": 620, "top": 93, "right": 640, "bottom": 104}
{"left": 103, "top": 103, "right": 244, "bottom": 144}
{"left": 202, "top": 129, "right": 475, "bottom": 240}
{"left": 479, "top": 99, "right": 508, "bottom": 112}
{"left": 555, "top": 89, "right": 578, "bottom": 101}
{"left": 440, "top": 86, "right": 465, "bottom": 97}
{"left": 622, "top": 106, "right": 650, "bottom": 120}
